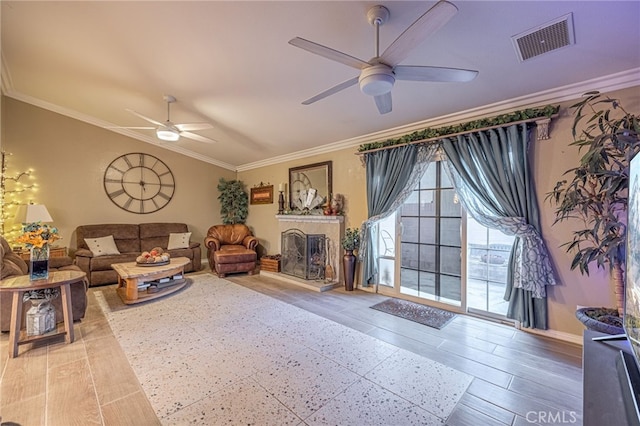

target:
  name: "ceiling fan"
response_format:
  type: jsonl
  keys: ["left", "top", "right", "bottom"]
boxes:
{"left": 111, "top": 95, "right": 216, "bottom": 143}
{"left": 289, "top": 0, "right": 478, "bottom": 114}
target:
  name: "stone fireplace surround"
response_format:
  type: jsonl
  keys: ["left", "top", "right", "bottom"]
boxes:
{"left": 265, "top": 214, "right": 344, "bottom": 292}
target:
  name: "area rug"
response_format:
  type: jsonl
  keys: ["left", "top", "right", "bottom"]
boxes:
{"left": 371, "top": 298, "right": 457, "bottom": 330}
{"left": 95, "top": 274, "right": 472, "bottom": 425}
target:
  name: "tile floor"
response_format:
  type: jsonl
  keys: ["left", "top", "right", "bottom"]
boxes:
{"left": 0, "top": 270, "right": 583, "bottom": 425}
{"left": 97, "top": 273, "right": 473, "bottom": 425}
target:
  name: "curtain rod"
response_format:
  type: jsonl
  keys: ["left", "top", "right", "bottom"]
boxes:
{"left": 355, "top": 116, "right": 553, "bottom": 156}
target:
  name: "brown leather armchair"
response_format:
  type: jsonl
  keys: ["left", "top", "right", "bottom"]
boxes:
{"left": 0, "top": 236, "right": 88, "bottom": 332}
{"left": 204, "top": 224, "right": 258, "bottom": 278}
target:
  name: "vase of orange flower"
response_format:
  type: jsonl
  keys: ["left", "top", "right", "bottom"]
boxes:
{"left": 16, "top": 222, "right": 60, "bottom": 281}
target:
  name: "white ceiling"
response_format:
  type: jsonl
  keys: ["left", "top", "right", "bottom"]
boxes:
{"left": 2, "top": 1, "right": 639, "bottom": 171}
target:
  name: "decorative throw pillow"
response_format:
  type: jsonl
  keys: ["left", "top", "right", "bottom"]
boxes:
{"left": 84, "top": 235, "right": 121, "bottom": 256}
{"left": 167, "top": 232, "right": 191, "bottom": 250}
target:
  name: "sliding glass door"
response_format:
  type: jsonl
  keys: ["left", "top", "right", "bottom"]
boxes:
{"left": 374, "top": 160, "right": 514, "bottom": 319}
{"left": 399, "top": 162, "right": 462, "bottom": 306}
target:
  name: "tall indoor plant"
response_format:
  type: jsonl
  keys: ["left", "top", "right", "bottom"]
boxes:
{"left": 547, "top": 91, "right": 640, "bottom": 323}
{"left": 218, "top": 178, "right": 248, "bottom": 224}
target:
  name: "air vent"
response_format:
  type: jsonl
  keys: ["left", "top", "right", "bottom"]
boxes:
{"left": 512, "top": 13, "right": 575, "bottom": 62}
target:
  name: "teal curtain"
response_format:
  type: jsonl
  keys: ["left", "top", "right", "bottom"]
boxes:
{"left": 441, "top": 123, "right": 556, "bottom": 329}
{"left": 361, "top": 144, "right": 437, "bottom": 287}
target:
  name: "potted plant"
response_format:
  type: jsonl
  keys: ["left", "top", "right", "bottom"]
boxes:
{"left": 342, "top": 227, "right": 361, "bottom": 291}
{"left": 547, "top": 91, "right": 640, "bottom": 333}
{"left": 218, "top": 178, "right": 248, "bottom": 224}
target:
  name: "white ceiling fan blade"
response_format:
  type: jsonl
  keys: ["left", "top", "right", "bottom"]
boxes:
{"left": 175, "top": 123, "right": 214, "bottom": 132}
{"left": 381, "top": 1, "right": 458, "bottom": 66}
{"left": 179, "top": 131, "right": 217, "bottom": 144}
{"left": 374, "top": 92, "right": 392, "bottom": 114}
{"left": 301, "top": 76, "right": 359, "bottom": 105}
{"left": 394, "top": 65, "right": 478, "bottom": 82}
{"left": 289, "top": 37, "right": 370, "bottom": 70}
{"left": 125, "top": 109, "right": 165, "bottom": 127}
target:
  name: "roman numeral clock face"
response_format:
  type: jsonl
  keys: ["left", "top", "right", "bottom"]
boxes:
{"left": 104, "top": 153, "right": 175, "bottom": 214}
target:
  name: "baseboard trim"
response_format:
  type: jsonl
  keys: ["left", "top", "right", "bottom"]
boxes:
{"left": 522, "top": 326, "right": 583, "bottom": 346}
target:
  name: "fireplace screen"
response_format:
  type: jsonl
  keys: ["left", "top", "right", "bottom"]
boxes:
{"left": 281, "top": 229, "right": 326, "bottom": 280}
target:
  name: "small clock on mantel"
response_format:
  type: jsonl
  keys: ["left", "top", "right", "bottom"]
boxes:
{"left": 103, "top": 153, "right": 175, "bottom": 214}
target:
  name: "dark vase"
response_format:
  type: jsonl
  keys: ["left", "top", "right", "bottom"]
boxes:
{"left": 30, "top": 245, "right": 50, "bottom": 281}
{"left": 343, "top": 250, "right": 356, "bottom": 291}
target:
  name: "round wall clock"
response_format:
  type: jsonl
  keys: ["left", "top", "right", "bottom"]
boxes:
{"left": 103, "top": 153, "right": 175, "bottom": 214}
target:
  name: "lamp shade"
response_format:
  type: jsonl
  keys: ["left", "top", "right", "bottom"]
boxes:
{"left": 14, "top": 204, "right": 54, "bottom": 223}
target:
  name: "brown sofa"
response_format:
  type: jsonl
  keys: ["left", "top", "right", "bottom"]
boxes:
{"left": 0, "top": 236, "right": 88, "bottom": 332}
{"left": 204, "top": 224, "right": 258, "bottom": 278}
{"left": 75, "top": 223, "right": 201, "bottom": 286}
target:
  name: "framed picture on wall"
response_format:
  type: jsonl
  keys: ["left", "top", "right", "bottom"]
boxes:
{"left": 250, "top": 185, "right": 274, "bottom": 205}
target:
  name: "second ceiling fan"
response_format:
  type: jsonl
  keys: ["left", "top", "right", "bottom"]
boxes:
{"left": 289, "top": 0, "right": 478, "bottom": 114}
{"left": 113, "top": 95, "right": 216, "bottom": 143}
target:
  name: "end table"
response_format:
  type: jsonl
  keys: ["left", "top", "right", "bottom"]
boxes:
{"left": 0, "top": 270, "right": 85, "bottom": 358}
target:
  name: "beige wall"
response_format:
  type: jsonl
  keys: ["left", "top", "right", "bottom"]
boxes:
{"left": 4, "top": 85, "right": 639, "bottom": 339}
{"left": 1, "top": 97, "right": 235, "bottom": 255}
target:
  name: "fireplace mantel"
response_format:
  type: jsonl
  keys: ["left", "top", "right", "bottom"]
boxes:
{"left": 275, "top": 214, "right": 344, "bottom": 224}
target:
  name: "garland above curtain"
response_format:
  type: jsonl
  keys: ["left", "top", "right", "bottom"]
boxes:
{"left": 357, "top": 104, "right": 559, "bottom": 154}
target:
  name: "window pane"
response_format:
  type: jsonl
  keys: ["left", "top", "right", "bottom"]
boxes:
{"left": 401, "top": 191, "right": 419, "bottom": 216}
{"left": 400, "top": 268, "right": 419, "bottom": 292}
{"left": 419, "top": 244, "right": 436, "bottom": 272}
{"left": 378, "top": 214, "right": 396, "bottom": 257}
{"left": 466, "top": 215, "right": 514, "bottom": 315}
{"left": 419, "top": 218, "right": 436, "bottom": 244}
{"left": 441, "top": 218, "right": 461, "bottom": 246}
{"left": 488, "top": 262, "right": 509, "bottom": 283}
{"left": 401, "top": 243, "right": 418, "bottom": 269}
{"left": 468, "top": 253, "right": 489, "bottom": 280}
{"left": 441, "top": 275, "right": 462, "bottom": 301}
{"left": 402, "top": 218, "right": 419, "bottom": 243}
{"left": 441, "top": 168, "right": 453, "bottom": 188}
{"left": 420, "top": 166, "right": 436, "bottom": 188}
{"left": 441, "top": 189, "right": 461, "bottom": 217}
{"left": 378, "top": 258, "right": 395, "bottom": 287}
{"left": 440, "top": 246, "right": 461, "bottom": 276}
{"left": 418, "top": 271, "right": 436, "bottom": 295}
{"left": 488, "top": 281, "right": 509, "bottom": 315}
{"left": 419, "top": 190, "right": 436, "bottom": 216}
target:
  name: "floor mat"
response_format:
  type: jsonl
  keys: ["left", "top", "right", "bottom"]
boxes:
{"left": 370, "top": 298, "right": 456, "bottom": 330}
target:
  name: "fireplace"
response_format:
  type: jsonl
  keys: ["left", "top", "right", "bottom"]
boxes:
{"left": 274, "top": 214, "right": 344, "bottom": 291}
{"left": 281, "top": 229, "right": 326, "bottom": 280}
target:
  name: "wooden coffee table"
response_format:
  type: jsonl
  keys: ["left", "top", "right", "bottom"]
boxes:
{"left": 0, "top": 270, "right": 85, "bottom": 358}
{"left": 112, "top": 257, "right": 190, "bottom": 305}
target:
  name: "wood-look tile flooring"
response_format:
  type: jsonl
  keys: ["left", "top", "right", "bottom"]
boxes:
{"left": 0, "top": 271, "right": 583, "bottom": 425}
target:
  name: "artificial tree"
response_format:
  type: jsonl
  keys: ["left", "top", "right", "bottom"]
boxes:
{"left": 217, "top": 178, "right": 248, "bottom": 224}
{"left": 547, "top": 91, "right": 640, "bottom": 317}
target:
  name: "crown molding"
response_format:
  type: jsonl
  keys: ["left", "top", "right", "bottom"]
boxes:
{"left": 1, "top": 51, "right": 15, "bottom": 99}
{"left": 3, "top": 65, "right": 638, "bottom": 174}
{"left": 237, "top": 67, "right": 640, "bottom": 172}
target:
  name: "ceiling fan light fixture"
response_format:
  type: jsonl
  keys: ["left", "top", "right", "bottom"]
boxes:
{"left": 359, "top": 65, "right": 395, "bottom": 96}
{"left": 156, "top": 127, "right": 180, "bottom": 141}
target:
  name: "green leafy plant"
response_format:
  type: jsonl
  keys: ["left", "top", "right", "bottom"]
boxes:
{"left": 358, "top": 104, "right": 559, "bottom": 152}
{"left": 217, "top": 178, "right": 248, "bottom": 224}
{"left": 341, "top": 228, "right": 361, "bottom": 252}
{"left": 546, "top": 91, "right": 640, "bottom": 315}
